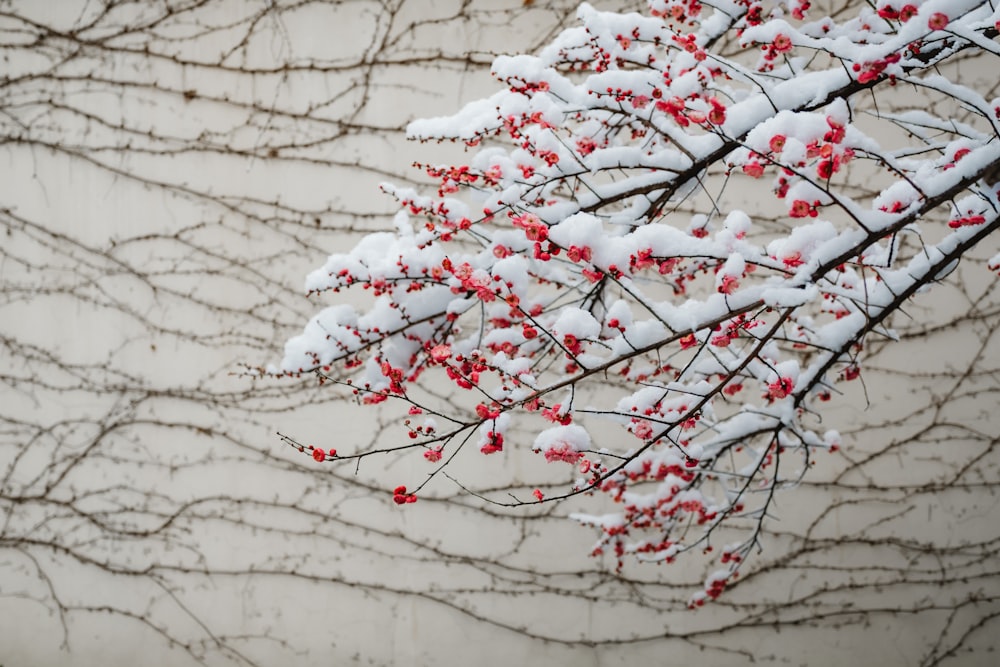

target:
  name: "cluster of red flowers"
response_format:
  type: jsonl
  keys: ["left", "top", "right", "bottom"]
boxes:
{"left": 542, "top": 442, "right": 583, "bottom": 464}
{"left": 392, "top": 485, "right": 418, "bottom": 504}
{"left": 278, "top": 0, "right": 995, "bottom": 611}
{"left": 948, "top": 214, "right": 987, "bottom": 229}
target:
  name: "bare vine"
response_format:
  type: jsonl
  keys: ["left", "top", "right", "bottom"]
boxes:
{"left": 0, "top": 1, "right": 997, "bottom": 666}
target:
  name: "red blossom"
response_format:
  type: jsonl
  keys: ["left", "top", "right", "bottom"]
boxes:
{"left": 428, "top": 344, "right": 450, "bottom": 363}
{"left": 766, "top": 377, "right": 795, "bottom": 401}
{"left": 789, "top": 200, "right": 815, "bottom": 218}
{"left": 824, "top": 117, "right": 846, "bottom": 143}
{"left": 538, "top": 150, "right": 559, "bottom": 166}
{"left": 543, "top": 442, "right": 583, "bottom": 464}
{"left": 566, "top": 245, "right": 592, "bottom": 262}
{"left": 475, "top": 403, "right": 500, "bottom": 420}
{"left": 480, "top": 431, "right": 504, "bottom": 455}
{"left": 710, "top": 333, "right": 733, "bottom": 347}
{"left": 632, "top": 420, "right": 653, "bottom": 440}
{"left": 877, "top": 6, "right": 898, "bottom": 20}
{"left": 742, "top": 161, "right": 764, "bottom": 178}
{"left": 707, "top": 98, "right": 726, "bottom": 125}
{"left": 542, "top": 404, "right": 572, "bottom": 425}
{"left": 718, "top": 274, "right": 740, "bottom": 294}
{"left": 948, "top": 215, "right": 986, "bottom": 228}
{"left": 928, "top": 12, "right": 949, "bottom": 30}
{"left": 783, "top": 251, "right": 804, "bottom": 268}
{"left": 898, "top": 4, "right": 917, "bottom": 22}
{"left": 512, "top": 213, "right": 548, "bottom": 241}
{"left": 817, "top": 158, "right": 835, "bottom": 180}
{"left": 631, "top": 248, "right": 657, "bottom": 271}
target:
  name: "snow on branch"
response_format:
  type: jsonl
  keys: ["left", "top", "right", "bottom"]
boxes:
{"left": 276, "top": 0, "right": 1000, "bottom": 605}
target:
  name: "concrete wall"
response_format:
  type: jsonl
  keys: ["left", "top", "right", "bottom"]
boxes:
{"left": 1, "top": 1, "right": 997, "bottom": 665}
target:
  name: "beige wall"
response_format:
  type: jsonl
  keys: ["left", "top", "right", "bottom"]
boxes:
{"left": 0, "top": 1, "right": 997, "bottom": 665}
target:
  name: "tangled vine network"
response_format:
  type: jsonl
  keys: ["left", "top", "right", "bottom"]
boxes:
{"left": 1, "top": 0, "right": 999, "bottom": 666}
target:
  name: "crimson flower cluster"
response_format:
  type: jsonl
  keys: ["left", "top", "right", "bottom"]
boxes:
{"left": 276, "top": 0, "right": 1000, "bottom": 605}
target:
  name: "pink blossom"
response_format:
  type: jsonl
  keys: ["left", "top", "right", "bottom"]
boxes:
{"left": 633, "top": 420, "right": 653, "bottom": 440}
{"left": 512, "top": 213, "right": 548, "bottom": 241}
{"left": 429, "top": 344, "right": 451, "bottom": 363}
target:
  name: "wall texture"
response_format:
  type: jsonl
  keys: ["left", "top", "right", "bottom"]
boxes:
{"left": 1, "top": 1, "right": 998, "bottom": 666}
